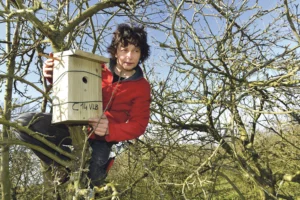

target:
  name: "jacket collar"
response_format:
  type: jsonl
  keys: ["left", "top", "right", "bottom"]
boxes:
{"left": 108, "top": 59, "right": 144, "bottom": 81}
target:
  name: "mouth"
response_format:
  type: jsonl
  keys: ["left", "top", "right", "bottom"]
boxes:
{"left": 124, "top": 62, "right": 134, "bottom": 65}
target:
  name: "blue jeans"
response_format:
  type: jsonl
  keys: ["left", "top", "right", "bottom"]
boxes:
{"left": 14, "top": 112, "right": 111, "bottom": 187}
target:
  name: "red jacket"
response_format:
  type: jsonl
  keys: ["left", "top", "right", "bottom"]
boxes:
{"left": 89, "top": 63, "right": 151, "bottom": 142}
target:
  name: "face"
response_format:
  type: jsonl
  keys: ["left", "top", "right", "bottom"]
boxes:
{"left": 115, "top": 44, "right": 141, "bottom": 72}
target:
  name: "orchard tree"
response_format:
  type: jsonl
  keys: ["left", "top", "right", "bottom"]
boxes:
{"left": 0, "top": 0, "right": 159, "bottom": 199}
{"left": 143, "top": 0, "right": 300, "bottom": 199}
{"left": 1, "top": 0, "right": 300, "bottom": 200}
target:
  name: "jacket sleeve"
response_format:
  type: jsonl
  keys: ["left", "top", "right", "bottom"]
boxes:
{"left": 104, "top": 83, "right": 151, "bottom": 142}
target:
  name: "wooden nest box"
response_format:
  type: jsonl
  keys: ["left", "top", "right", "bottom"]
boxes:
{"left": 52, "top": 49, "right": 109, "bottom": 124}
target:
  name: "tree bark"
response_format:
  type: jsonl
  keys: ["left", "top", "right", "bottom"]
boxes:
{"left": 1, "top": 1, "right": 13, "bottom": 198}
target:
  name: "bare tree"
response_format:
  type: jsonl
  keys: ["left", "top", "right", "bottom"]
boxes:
{"left": 143, "top": 0, "right": 300, "bottom": 199}
{"left": 1, "top": 0, "right": 300, "bottom": 199}
{"left": 0, "top": 0, "right": 159, "bottom": 199}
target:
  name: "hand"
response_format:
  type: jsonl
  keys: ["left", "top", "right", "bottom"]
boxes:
{"left": 43, "top": 52, "right": 54, "bottom": 79}
{"left": 88, "top": 115, "right": 109, "bottom": 137}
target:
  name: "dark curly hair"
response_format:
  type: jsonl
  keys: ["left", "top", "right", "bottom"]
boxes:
{"left": 107, "top": 23, "right": 150, "bottom": 64}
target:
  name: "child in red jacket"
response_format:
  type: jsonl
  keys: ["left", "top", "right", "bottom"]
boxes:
{"left": 15, "top": 23, "right": 151, "bottom": 187}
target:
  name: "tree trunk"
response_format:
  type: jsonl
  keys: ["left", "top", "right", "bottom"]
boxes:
{"left": 0, "top": 145, "right": 11, "bottom": 200}
{"left": 67, "top": 126, "right": 92, "bottom": 199}
{"left": 1, "top": 1, "right": 13, "bottom": 198}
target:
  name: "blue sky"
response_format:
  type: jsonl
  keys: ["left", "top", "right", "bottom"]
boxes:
{"left": 0, "top": 0, "right": 288, "bottom": 108}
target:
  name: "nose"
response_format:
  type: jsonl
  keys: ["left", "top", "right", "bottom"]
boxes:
{"left": 126, "top": 51, "right": 133, "bottom": 58}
